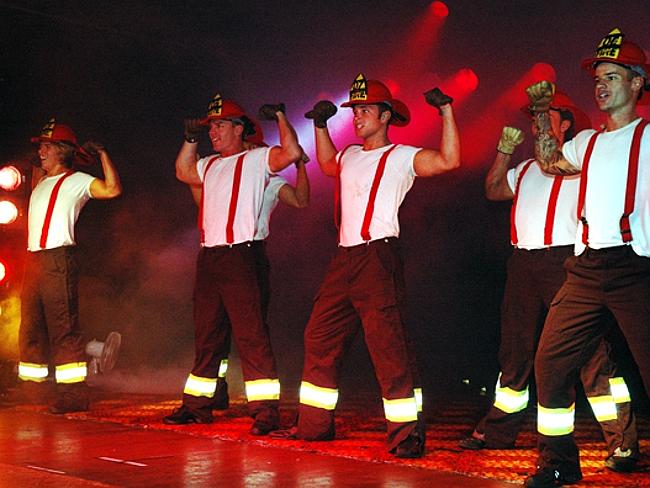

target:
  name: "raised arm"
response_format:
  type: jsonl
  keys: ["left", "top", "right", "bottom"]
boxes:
{"left": 485, "top": 127, "right": 524, "bottom": 201}
{"left": 305, "top": 101, "right": 339, "bottom": 177}
{"left": 259, "top": 104, "right": 302, "bottom": 173}
{"left": 85, "top": 142, "right": 122, "bottom": 200}
{"left": 527, "top": 81, "right": 580, "bottom": 175}
{"left": 277, "top": 156, "right": 310, "bottom": 208}
{"left": 189, "top": 184, "right": 201, "bottom": 206}
{"left": 175, "top": 118, "right": 203, "bottom": 186}
{"left": 413, "top": 88, "right": 461, "bottom": 177}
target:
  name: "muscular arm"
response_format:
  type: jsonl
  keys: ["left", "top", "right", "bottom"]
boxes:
{"left": 277, "top": 160, "right": 310, "bottom": 208}
{"left": 413, "top": 104, "right": 461, "bottom": 177}
{"left": 268, "top": 112, "right": 302, "bottom": 173}
{"left": 189, "top": 184, "right": 201, "bottom": 206}
{"left": 175, "top": 141, "right": 201, "bottom": 185}
{"left": 314, "top": 126, "right": 338, "bottom": 177}
{"left": 89, "top": 148, "right": 122, "bottom": 199}
{"left": 532, "top": 112, "right": 580, "bottom": 175}
{"left": 485, "top": 152, "right": 514, "bottom": 201}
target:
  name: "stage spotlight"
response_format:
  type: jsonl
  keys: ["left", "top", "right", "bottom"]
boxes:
{"left": 0, "top": 165, "right": 22, "bottom": 192}
{"left": 385, "top": 79, "right": 401, "bottom": 96}
{"left": 457, "top": 68, "right": 479, "bottom": 92}
{"left": 530, "top": 62, "right": 556, "bottom": 83}
{"left": 0, "top": 261, "right": 6, "bottom": 284}
{"left": 0, "top": 200, "right": 18, "bottom": 225}
{"left": 430, "top": 1, "right": 449, "bottom": 18}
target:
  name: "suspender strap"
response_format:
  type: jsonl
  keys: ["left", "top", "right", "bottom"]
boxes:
{"left": 198, "top": 156, "right": 220, "bottom": 245}
{"left": 577, "top": 131, "right": 602, "bottom": 245}
{"left": 509, "top": 159, "right": 534, "bottom": 245}
{"left": 334, "top": 144, "right": 359, "bottom": 240}
{"left": 225, "top": 153, "right": 247, "bottom": 245}
{"left": 361, "top": 144, "right": 398, "bottom": 241}
{"left": 39, "top": 171, "right": 75, "bottom": 249}
{"left": 543, "top": 175, "right": 564, "bottom": 246}
{"left": 620, "top": 119, "right": 648, "bottom": 242}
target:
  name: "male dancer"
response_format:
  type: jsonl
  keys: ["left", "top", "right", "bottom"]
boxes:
{"left": 167, "top": 94, "right": 301, "bottom": 436}
{"left": 459, "top": 90, "right": 636, "bottom": 473}
{"left": 525, "top": 29, "right": 650, "bottom": 487}
{"left": 273, "top": 73, "right": 459, "bottom": 458}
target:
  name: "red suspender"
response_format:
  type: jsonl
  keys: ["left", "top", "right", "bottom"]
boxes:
{"left": 360, "top": 144, "right": 398, "bottom": 241}
{"left": 543, "top": 176, "right": 564, "bottom": 246}
{"left": 334, "top": 144, "right": 359, "bottom": 239}
{"left": 39, "top": 171, "right": 74, "bottom": 249}
{"left": 620, "top": 119, "right": 649, "bottom": 242}
{"left": 198, "top": 156, "right": 220, "bottom": 244}
{"left": 578, "top": 120, "right": 648, "bottom": 245}
{"left": 225, "top": 153, "right": 246, "bottom": 244}
{"left": 509, "top": 159, "right": 534, "bottom": 245}
{"left": 577, "top": 131, "right": 602, "bottom": 245}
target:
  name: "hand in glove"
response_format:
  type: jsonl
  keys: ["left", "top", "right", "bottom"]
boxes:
{"left": 526, "top": 81, "right": 555, "bottom": 113}
{"left": 258, "top": 103, "right": 286, "bottom": 121}
{"left": 496, "top": 127, "right": 525, "bottom": 155}
{"left": 184, "top": 118, "right": 203, "bottom": 143}
{"left": 423, "top": 87, "right": 453, "bottom": 114}
{"left": 82, "top": 141, "right": 106, "bottom": 155}
{"left": 305, "top": 100, "right": 337, "bottom": 128}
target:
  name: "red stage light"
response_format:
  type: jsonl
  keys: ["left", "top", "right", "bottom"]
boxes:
{"left": 384, "top": 79, "right": 401, "bottom": 96}
{"left": 0, "top": 200, "right": 18, "bottom": 225}
{"left": 0, "top": 165, "right": 22, "bottom": 191}
{"left": 430, "top": 1, "right": 449, "bottom": 17}
{"left": 0, "top": 261, "right": 5, "bottom": 284}
{"left": 457, "top": 68, "right": 479, "bottom": 92}
{"left": 529, "top": 62, "right": 556, "bottom": 84}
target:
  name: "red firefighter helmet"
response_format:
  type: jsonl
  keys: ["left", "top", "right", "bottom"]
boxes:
{"left": 341, "top": 73, "right": 410, "bottom": 126}
{"left": 581, "top": 29, "right": 650, "bottom": 105}
{"left": 30, "top": 118, "right": 94, "bottom": 165}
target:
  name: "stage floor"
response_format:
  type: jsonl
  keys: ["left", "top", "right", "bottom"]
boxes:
{"left": 0, "top": 389, "right": 647, "bottom": 487}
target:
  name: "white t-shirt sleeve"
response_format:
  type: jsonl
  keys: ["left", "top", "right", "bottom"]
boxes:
{"left": 562, "top": 129, "right": 595, "bottom": 170}
{"left": 506, "top": 167, "right": 517, "bottom": 193}
{"left": 399, "top": 145, "right": 420, "bottom": 178}
{"left": 507, "top": 159, "right": 533, "bottom": 193}
{"left": 74, "top": 172, "right": 95, "bottom": 199}
{"left": 256, "top": 146, "right": 274, "bottom": 175}
{"left": 267, "top": 174, "right": 288, "bottom": 199}
{"left": 196, "top": 155, "right": 210, "bottom": 183}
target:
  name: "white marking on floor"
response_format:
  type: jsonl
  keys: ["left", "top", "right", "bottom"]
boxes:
{"left": 98, "top": 456, "right": 148, "bottom": 467}
{"left": 26, "top": 465, "right": 66, "bottom": 474}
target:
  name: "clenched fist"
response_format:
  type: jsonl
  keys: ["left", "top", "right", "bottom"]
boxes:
{"left": 305, "top": 100, "right": 337, "bottom": 128}
{"left": 496, "top": 127, "right": 524, "bottom": 155}
{"left": 184, "top": 118, "right": 203, "bottom": 143}
{"left": 526, "top": 81, "right": 555, "bottom": 113}
{"left": 423, "top": 87, "right": 453, "bottom": 114}
{"left": 258, "top": 103, "right": 286, "bottom": 121}
{"left": 82, "top": 141, "right": 106, "bottom": 155}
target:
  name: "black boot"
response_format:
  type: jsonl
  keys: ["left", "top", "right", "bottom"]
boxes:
{"left": 50, "top": 383, "right": 89, "bottom": 414}
{"left": 210, "top": 379, "right": 229, "bottom": 410}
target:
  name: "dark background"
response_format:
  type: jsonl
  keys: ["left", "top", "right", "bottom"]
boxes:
{"left": 1, "top": 1, "right": 649, "bottom": 403}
